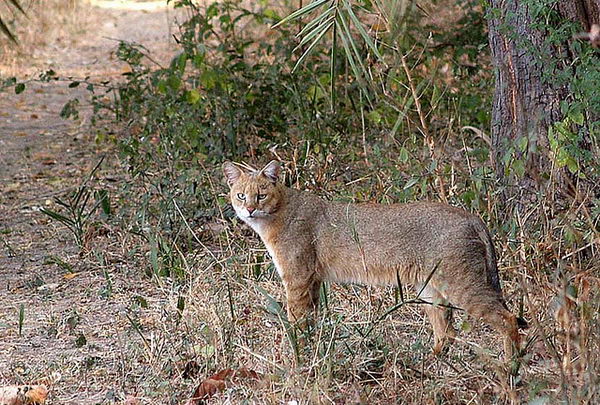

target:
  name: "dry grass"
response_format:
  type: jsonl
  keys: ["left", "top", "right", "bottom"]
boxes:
{"left": 0, "top": 0, "right": 91, "bottom": 76}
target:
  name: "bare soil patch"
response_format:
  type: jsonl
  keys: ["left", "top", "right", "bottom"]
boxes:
{"left": 0, "top": 2, "right": 184, "bottom": 403}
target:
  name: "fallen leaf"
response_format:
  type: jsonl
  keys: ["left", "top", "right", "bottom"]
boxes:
{"left": 186, "top": 367, "right": 263, "bottom": 404}
{"left": 233, "top": 367, "right": 261, "bottom": 380}
{"left": 32, "top": 153, "right": 56, "bottom": 166}
{"left": 63, "top": 273, "right": 78, "bottom": 280}
{"left": 186, "top": 369, "right": 233, "bottom": 404}
{"left": 0, "top": 384, "right": 48, "bottom": 405}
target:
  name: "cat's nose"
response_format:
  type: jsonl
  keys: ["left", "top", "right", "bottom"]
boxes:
{"left": 247, "top": 207, "right": 256, "bottom": 215}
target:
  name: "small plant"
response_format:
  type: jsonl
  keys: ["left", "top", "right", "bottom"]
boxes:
{"left": 17, "top": 303, "right": 24, "bottom": 336}
{"left": 40, "top": 157, "right": 110, "bottom": 248}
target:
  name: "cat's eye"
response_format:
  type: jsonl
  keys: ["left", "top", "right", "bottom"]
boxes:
{"left": 236, "top": 193, "right": 246, "bottom": 200}
{"left": 257, "top": 194, "right": 267, "bottom": 201}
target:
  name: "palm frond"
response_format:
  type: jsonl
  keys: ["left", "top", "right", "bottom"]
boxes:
{"left": 0, "top": 17, "right": 17, "bottom": 43}
{"left": 344, "top": 1, "right": 384, "bottom": 63}
{"left": 7, "top": 0, "right": 25, "bottom": 15}
{"left": 274, "top": 0, "right": 391, "bottom": 88}
{"left": 0, "top": 0, "right": 26, "bottom": 44}
{"left": 271, "top": 0, "right": 330, "bottom": 29}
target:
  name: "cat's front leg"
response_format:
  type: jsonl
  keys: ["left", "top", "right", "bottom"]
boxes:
{"left": 281, "top": 267, "right": 322, "bottom": 327}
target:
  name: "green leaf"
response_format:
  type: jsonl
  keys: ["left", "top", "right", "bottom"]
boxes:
{"left": 568, "top": 110, "right": 584, "bottom": 126}
{"left": 40, "top": 208, "right": 76, "bottom": 226}
{"left": 294, "top": 14, "right": 335, "bottom": 50}
{"left": 555, "top": 148, "right": 569, "bottom": 167}
{"left": 14, "top": 83, "right": 25, "bottom": 94}
{"left": 18, "top": 303, "right": 24, "bottom": 336}
{"left": 343, "top": 1, "right": 384, "bottom": 62}
{"left": 263, "top": 9, "right": 279, "bottom": 21}
{"left": 566, "top": 156, "right": 579, "bottom": 174}
{"left": 157, "top": 80, "right": 167, "bottom": 94}
{"left": 517, "top": 136, "right": 528, "bottom": 153}
{"left": 399, "top": 147, "right": 409, "bottom": 163}
{"left": 512, "top": 159, "right": 525, "bottom": 178}
{"left": 460, "top": 320, "right": 471, "bottom": 332}
{"left": 255, "top": 285, "right": 285, "bottom": 318}
{"left": 186, "top": 89, "right": 201, "bottom": 105}
{"left": 367, "top": 109, "right": 382, "bottom": 124}
{"left": 292, "top": 20, "right": 334, "bottom": 72}
{"left": 307, "top": 85, "right": 325, "bottom": 100}
{"left": 403, "top": 177, "right": 419, "bottom": 190}
{"left": 75, "top": 333, "right": 87, "bottom": 347}
{"left": 134, "top": 296, "right": 148, "bottom": 309}
{"left": 336, "top": 19, "right": 362, "bottom": 82}
{"left": 199, "top": 69, "right": 220, "bottom": 89}
{"left": 548, "top": 127, "right": 558, "bottom": 151}
{"left": 177, "top": 296, "right": 185, "bottom": 313}
{"left": 60, "top": 99, "right": 80, "bottom": 120}
{"left": 297, "top": 5, "right": 336, "bottom": 38}
{"left": 199, "top": 344, "right": 215, "bottom": 358}
{"left": 69, "top": 81, "right": 80, "bottom": 88}
{"left": 192, "top": 52, "right": 205, "bottom": 68}
{"left": 97, "top": 189, "right": 111, "bottom": 216}
{"left": 171, "top": 52, "right": 188, "bottom": 73}
{"left": 167, "top": 75, "right": 181, "bottom": 91}
{"left": 336, "top": 13, "right": 369, "bottom": 84}
{"left": 271, "top": 0, "right": 330, "bottom": 29}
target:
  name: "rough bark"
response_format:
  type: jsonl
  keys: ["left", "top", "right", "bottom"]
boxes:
{"left": 487, "top": 0, "right": 599, "bottom": 205}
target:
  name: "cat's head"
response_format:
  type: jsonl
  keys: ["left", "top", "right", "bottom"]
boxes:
{"left": 223, "top": 160, "right": 284, "bottom": 221}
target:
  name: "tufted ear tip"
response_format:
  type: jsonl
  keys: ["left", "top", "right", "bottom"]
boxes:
{"left": 223, "top": 161, "right": 242, "bottom": 186}
{"left": 260, "top": 160, "right": 281, "bottom": 183}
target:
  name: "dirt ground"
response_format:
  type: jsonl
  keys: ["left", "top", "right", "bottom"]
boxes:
{"left": 0, "top": 1, "right": 185, "bottom": 403}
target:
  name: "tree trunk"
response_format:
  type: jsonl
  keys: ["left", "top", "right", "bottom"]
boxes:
{"left": 487, "top": 0, "right": 599, "bottom": 207}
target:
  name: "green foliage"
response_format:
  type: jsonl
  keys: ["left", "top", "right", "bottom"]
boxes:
{"left": 17, "top": 303, "right": 24, "bottom": 337}
{"left": 40, "top": 158, "right": 110, "bottom": 248}
{"left": 102, "top": 0, "right": 495, "bottom": 187}
{"left": 489, "top": 0, "right": 599, "bottom": 179}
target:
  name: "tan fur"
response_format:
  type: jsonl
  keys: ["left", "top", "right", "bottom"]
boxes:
{"left": 224, "top": 160, "right": 521, "bottom": 357}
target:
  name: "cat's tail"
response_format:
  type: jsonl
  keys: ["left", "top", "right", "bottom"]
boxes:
{"left": 473, "top": 217, "right": 501, "bottom": 293}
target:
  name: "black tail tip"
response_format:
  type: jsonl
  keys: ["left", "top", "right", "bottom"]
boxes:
{"left": 516, "top": 317, "right": 529, "bottom": 329}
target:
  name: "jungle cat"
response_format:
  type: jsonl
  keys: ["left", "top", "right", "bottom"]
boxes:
{"left": 223, "top": 160, "right": 525, "bottom": 357}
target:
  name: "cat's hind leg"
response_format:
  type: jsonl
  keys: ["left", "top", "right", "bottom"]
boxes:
{"left": 417, "top": 284, "right": 457, "bottom": 355}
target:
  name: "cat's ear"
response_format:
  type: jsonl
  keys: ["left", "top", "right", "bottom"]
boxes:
{"left": 260, "top": 160, "right": 281, "bottom": 183}
{"left": 223, "top": 161, "right": 243, "bottom": 186}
